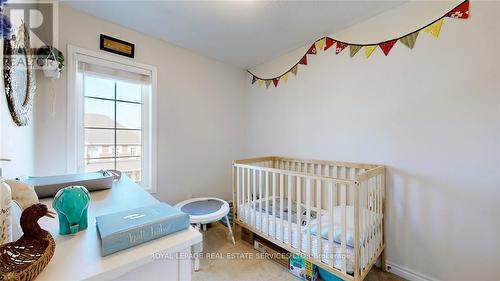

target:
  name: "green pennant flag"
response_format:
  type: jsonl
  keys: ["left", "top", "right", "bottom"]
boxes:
{"left": 290, "top": 65, "right": 298, "bottom": 76}
{"left": 350, "top": 45, "right": 362, "bottom": 57}
{"left": 265, "top": 80, "right": 271, "bottom": 88}
{"left": 400, "top": 31, "right": 419, "bottom": 49}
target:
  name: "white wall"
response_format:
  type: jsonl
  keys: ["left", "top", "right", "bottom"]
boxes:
{"left": 34, "top": 5, "right": 247, "bottom": 204}
{"left": 247, "top": 2, "right": 499, "bottom": 281}
{"left": 0, "top": 43, "right": 35, "bottom": 179}
{"left": 0, "top": 83, "right": 35, "bottom": 179}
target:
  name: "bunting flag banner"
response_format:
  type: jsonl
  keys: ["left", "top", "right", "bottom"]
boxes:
{"left": 350, "top": 45, "right": 362, "bottom": 57}
{"left": 273, "top": 78, "right": 280, "bottom": 87}
{"left": 281, "top": 72, "right": 289, "bottom": 83}
{"left": 379, "top": 40, "right": 397, "bottom": 56}
{"left": 400, "top": 31, "right": 419, "bottom": 49}
{"left": 335, "top": 42, "right": 347, "bottom": 54}
{"left": 315, "top": 37, "right": 326, "bottom": 52}
{"left": 324, "top": 37, "right": 335, "bottom": 51}
{"left": 423, "top": 18, "right": 444, "bottom": 37}
{"left": 307, "top": 44, "right": 317, "bottom": 55}
{"left": 364, "top": 45, "right": 377, "bottom": 58}
{"left": 299, "top": 55, "right": 308, "bottom": 65}
{"left": 248, "top": 0, "right": 469, "bottom": 88}
{"left": 446, "top": 0, "right": 469, "bottom": 18}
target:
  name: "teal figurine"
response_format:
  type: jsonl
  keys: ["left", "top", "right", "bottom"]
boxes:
{"left": 52, "top": 186, "right": 91, "bottom": 235}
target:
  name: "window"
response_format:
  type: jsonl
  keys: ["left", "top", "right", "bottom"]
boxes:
{"left": 69, "top": 47, "right": 157, "bottom": 192}
{"left": 83, "top": 74, "right": 146, "bottom": 184}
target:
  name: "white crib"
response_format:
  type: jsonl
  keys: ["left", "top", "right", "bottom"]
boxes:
{"left": 232, "top": 156, "right": 385, "bottom": 281}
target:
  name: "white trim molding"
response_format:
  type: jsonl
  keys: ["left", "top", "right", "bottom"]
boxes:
{"left": 386, "top": 261, "right": 440, "bottom": 281}
{"left": 66, "top": 45, "right": 158, "bottom": 193}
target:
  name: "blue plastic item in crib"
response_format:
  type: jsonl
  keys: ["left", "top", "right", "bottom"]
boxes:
{"left": 318, "top": 267, "right": 344, "bottom": 281}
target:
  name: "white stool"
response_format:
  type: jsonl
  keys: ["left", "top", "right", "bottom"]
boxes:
{"left": 174, "top": 197, "right": 235, "bottom": 271}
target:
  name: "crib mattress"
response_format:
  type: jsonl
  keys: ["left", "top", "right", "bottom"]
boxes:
{"left": 240, "top": 204, "right": 355, "bottom": 273}
{"left": 239, "top": 200, "right": 381, "bottom": 273}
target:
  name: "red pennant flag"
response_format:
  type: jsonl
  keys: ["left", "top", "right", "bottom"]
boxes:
{"left": 273, "top": 78, "right": 279, "bottom": 87}
{"left": 336, "top": 42, "right": 347, "bottom": 54}
{"left": 307, "top": 44, "right": 317, "bottom": 55}
{"left": 446, "top": 0, "right": 469, "bottom": 19}
{"left": 251, "top": 76, "right": 257, "bottom": 84}
{"left": 379, "top": 40, "right": 397, "bottom": 56}
{"left": 299, "top": 55, "right": 308, "bottom": 65}
{"left": 324, "top": 37, "right": 335, "bottom": 51}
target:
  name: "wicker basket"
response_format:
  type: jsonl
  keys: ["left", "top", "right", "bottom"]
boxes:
{"left": 0, "top": 204, "right": 56, "bottom": 281}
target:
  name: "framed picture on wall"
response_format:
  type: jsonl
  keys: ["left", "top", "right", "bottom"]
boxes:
{"left": 100, "top": 34, "right": 135, "bottom": 58}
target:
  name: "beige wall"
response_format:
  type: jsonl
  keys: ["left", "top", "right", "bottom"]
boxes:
{"left": 34, "top": 5, "right": 247, "bottom": 204}
{"left": 247, "top": 1, "right": 499, "bottom": 281}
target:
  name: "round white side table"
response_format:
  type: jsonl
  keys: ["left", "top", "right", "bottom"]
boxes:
{"left": 174, "top": 197, "right": 235, "bottom": 271}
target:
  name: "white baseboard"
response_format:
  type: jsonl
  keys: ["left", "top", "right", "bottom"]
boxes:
{"left": 385, "top": 261, "right": 439, "bottom": 281}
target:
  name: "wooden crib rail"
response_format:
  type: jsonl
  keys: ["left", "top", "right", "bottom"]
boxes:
{"left": 234, "top": 162, "right": 355, "bottom": 185}
{"left": 356, "top": 166, "right": 385, "bottom": 183}
{"left": 275, "top": 156, "right": 378, "bottom": 170}
{"left": 234, "top": 156, "right": 278, "bottom": 164}
{"left": 355, "top": 166, "right": 385, "bottom": 280}
{"left": 234, "top": 156, "right": 379, "bottom": 170}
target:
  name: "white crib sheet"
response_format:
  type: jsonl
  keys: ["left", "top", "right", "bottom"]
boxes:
{"left": 240, "top": 204, "right": 355, "bottom": 273}
{"left": 239, "top": 200, "right": 381, "bottom": 273}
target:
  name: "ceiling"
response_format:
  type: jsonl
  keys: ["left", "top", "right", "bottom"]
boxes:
{"left": 63, "top": 1, "right": 405, "bottom": 68}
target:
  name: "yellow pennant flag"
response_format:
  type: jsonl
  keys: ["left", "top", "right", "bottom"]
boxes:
{"left": 265, "top": 80, "right": 271, "bottom": 88}
{"left": 364, "top": 45, "right": 377, "bottom": 58}
{"left": 423, "top": 18, "right": 444, "bottom": 37}
{"left": 281, "top": 73, "right": 289, "bottom": 83}
{"left": 400, "top": 31, "right": 419, "bottom": 49}
{"left": 315, "top": 38, "right": 326, "bottom": 52}
{"left": 350, "top": 45, "right": 362, "bottom": 58}
{"left": 258, "top": 79, "right": 263, "bottom": 87}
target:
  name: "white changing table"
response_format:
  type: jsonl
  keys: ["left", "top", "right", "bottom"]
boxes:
{"left": 36, "top": 176, "right": 202, "bottom": 281}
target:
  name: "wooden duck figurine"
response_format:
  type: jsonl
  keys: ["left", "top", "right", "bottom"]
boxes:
{"left": 0, "top": 204, "right": 56, "bottom": 281}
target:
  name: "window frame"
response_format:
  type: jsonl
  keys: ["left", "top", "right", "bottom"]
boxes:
{"left": 67, "top": 45, "right": 157, "bottom": 193}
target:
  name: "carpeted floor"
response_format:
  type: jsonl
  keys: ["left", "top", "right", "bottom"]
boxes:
{"left": 192, "top": 223, "right": 405, "bottom": 281}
